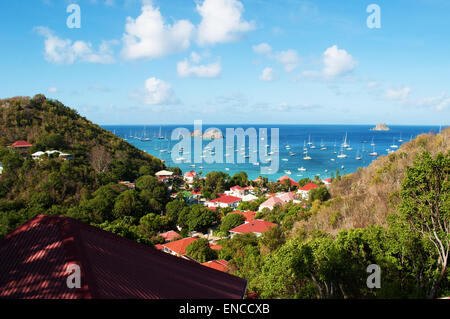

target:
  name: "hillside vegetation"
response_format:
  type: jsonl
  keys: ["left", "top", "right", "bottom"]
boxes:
{"left": 0, "top": 95, "right": 166, "bottom": 235}
{"left": 292, "top": 127, "right": 450, "bottom": 236}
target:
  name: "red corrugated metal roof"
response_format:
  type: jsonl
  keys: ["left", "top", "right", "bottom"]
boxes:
{"left": 0, "top": 215, "right": 247, "bottom": 299}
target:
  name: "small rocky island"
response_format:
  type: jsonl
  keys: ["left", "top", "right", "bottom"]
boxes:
{"left": 370, "top": 123, "right": 390, "bottom": 131}
{"left": 190, "top": 128, "right": 223, "bottom": 139}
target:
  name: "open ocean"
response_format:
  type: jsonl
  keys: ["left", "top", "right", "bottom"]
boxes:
{"left": 103, "top": 124, "right": 442, "bottom": 181}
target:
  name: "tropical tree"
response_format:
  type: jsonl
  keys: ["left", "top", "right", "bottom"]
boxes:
{"left": 398, "top": 151, "right": 449, "bottom": 298}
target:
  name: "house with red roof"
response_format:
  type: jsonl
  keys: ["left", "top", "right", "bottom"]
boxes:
{"left": 258, "top": 196, "right": 284, "bottom": 211}
{"left": 226, "top": 185, "right": 247, "bottom": 198}
{"left": 258, "top": 192, "right": 297, "bottom": 211}
{"left": 11, "top": 140, "right": 32, "bottom": 148}
{"left": 322, "top": 178, "right": 332, "bottom": 186}
{"left": 206, "top": 195, "right": 242, "bottom": 209}
{"left": 10, "top": 140, "right": 33, "bottom": 155}
{"left": 229, "top": 220, "right": 277, "bottom": 238}
{"left": 277, "top": 175, "right": 299, "bottom": 187}
{"left": 159, "top": 237, "right": 198, "bottom": 259}
{"left": 158, "top": 230, "right": 181, "bottom": 243}
{"left": 0, "top": 215, "right": 247, "bottom": 299}
{"left": 229, "top": 210, "right": 256, "bottom": 222}
{"left": 183, "top": 170, "right": 198, "bottom": 184}
{"left": 297, "top": 182, "right": 319, "bottom": 199}
{"left": 201, "top": 260, "right": 228, "bottom": 273}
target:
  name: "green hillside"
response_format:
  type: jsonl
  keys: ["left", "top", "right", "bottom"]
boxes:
{"left": 0, "top": 95, "right": 166, "bottom": 236}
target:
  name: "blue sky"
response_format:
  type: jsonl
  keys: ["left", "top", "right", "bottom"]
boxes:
{"left": 0, "top": 0, "right": 449, "bottom": 125}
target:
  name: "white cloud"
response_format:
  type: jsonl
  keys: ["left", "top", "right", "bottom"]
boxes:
{"left": 133, "top": 77, "right": 177, "bottom": 105}
{"left": 35, "top": 27, "right": 117, "bottom": 64}
{"left": 122, "top": 4, "right": 194, "bottom": 59}
{"left": 253, "top": 43, "right": 300, "bottom": 73}
{"left": 323, "top": 45, "right": 358, "bottom": 77}
{"left": 301, "top": 45, "right": 358, "bottom": 79}
{"left": 273, "top": 49, "right": 301, "bottom": 72}
{"left": 385, "top": 87, "right": 411, "bottom": 101}
{"left": 252, "top": 43, "right": 272, "bottom": 55}
{"left": 259, "top": 67, "right": 275, "bottom": 82}
{"left": 190, "top": 51, "right": 202, "bottom": 63}
{"left": 47, "top": 87, "right": 58, "bottom": 93}
{"left": 384, "top": 87, "right": 449, "bottom": 111}
{"left": 196, "top": 0, "right": 255, "bottom": 46}
{"left": 367, "top": 81, "right": 379, "bottom": 88}
{"left": 177, "top": 59, "right": 222, "bottom": 78}
{"left": 436, "top": 97, "right": 450, "bottom": 111}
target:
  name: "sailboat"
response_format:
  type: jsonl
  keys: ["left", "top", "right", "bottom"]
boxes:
{"left": 303, "top": 148, "right": 312, "bottom": 160}
{"left": 142, "top": 126, "right": 151, "bottom": 141}
{"left": 337, "top": 146, "right": 347, "bottom": 158}
{"left": 356, "top": 149, "right": 362, "bottom": 160}
{"left": 320, "top": 139, "right": 327, "bottom": 150}
{"left": 370, "top": 137, "right": 375, "bottom": 146}
{"left": 398, "top": 133, "right": 404, "bottom": 143}
{"left": 390, "top": 137, "right": 398, "bottom": 148}
{"left": 342, "top": 132, "right": 350, "bottom": 148}
{"left": 307, "top": 135, "right": 312, "bottom": 145}
{"left": 298, "top": 166, "right": 307, "bottom": 172}
{"left": 369, "top": 144, "right": 378, "bottom": 156}
{"left": 158, "top": 126, "right": 164, "bottom": 139}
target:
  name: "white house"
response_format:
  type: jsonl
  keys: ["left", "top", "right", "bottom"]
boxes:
{"left": 206, "top": 195, "right": 242, "bottom": 209}
{"left": 297, "top": 183, "right": 319, "bottom": 200}
{"left": 183, "top": 170, "right": 198, "bottom": 184}
{"left": 242, "top": 194, "right": 258, "bottom": 202}
{"left": 32, "top": 150, "right": 72, "bottom": 160}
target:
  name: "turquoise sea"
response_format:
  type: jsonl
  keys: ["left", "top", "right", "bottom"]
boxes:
{"left": 103, "top": 124, "right": 442, "bottom": 181}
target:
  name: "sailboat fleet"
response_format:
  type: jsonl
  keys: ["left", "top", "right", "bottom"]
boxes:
{"left": 112, "top": 126, "right": 413, "bottom": 179}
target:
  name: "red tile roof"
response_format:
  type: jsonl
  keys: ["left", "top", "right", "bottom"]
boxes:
{"left": 11, "top": 140, "right": 32, "bottom": 148}
{"left": 277, "top": 175, "right": 299, "bottom": 187}
{"left": 161, "top": 237, "right": 198, "bottom": 256}
{"left": 209, "top": 195, "right": 242, "bottom": 204}
{"left": 158, "top": 230, "right": 181, "bottom": 242}
{"left": 210, "top": 244, "right": 222, "bottom": 250}
{"left": 229, "top": 220, "right": 277, "bottom": 235}
{"left": 229, "top": 210, "right": 256, "bottom": 222}
{"left": 299, "top": 183, "right": 319, "bottom": 191}
{"left": 201, "top": 260, "right": 228, "bottom": 272}
{"left": 260, "top": 196, "right": 284, "bottom": 208}
{"left": 230, "top": 185, "right": 245, "bottom": 191}
{"left": 0, "top": 215, "right": 247, "bottom": 299}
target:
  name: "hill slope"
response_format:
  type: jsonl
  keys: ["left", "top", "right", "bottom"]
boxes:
{"left": 0, "top": 95, "right": 166, "bottom": 235}
{"left": 293, "top": 127, "right": 450, "bottom": 236}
